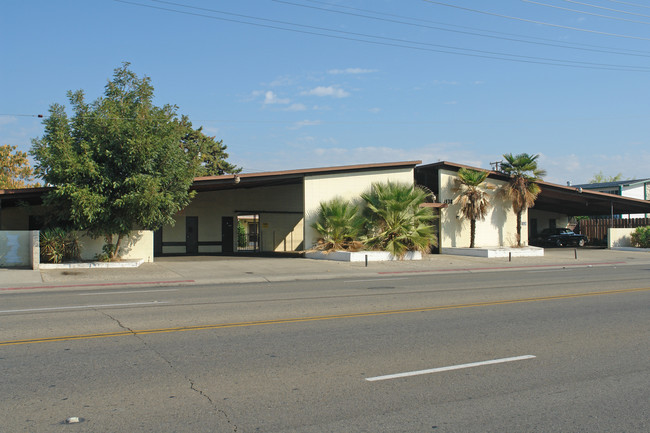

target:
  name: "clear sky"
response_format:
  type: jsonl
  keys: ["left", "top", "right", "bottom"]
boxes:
{"left": 2, "top": 0, "right": 649, "bottom": 184}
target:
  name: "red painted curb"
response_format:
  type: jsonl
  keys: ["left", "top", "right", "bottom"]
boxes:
{"left": 0, "top": 280, "right": 195, "bottom": 291}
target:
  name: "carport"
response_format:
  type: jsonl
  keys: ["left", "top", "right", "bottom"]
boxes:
{"left": 534, "top": 181, "right": 650, "bottom": 217}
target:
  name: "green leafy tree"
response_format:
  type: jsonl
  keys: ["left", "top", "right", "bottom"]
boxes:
{"left": 311, "top": 198, "right": 364, "bottom": 252}
{"left": 178, "top": 116, "right": 240, "bottom": 176}
{"left": 501, "top": 153, "right": 546, "bottom": 247}
{"left": 453, "top": 168, "right": 492, "bottom": 248}
{"left": 30, "top": 63, "right": 238, "bottom": 260}
{"left": 0, "top": 144, "right": 36, "bottom": 188}
{"left": 361, "top": 182, "right": 437, "bottom": 258}
{"left": 589, "top": 171, "right": 623, "bottom": 184}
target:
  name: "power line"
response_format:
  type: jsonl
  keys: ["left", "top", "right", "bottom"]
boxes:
{"left": 423, "top": 0, "right": 650, "bottom": 41}
{"left": 523, "top": 0, "right": 650, "bottom": 25}
{"left": 566, "top": 0, "right": 650, "bottom": 17}
{"left": 606, "top": 0, "right": 650, "bottom": 10}
{"left": 274, "top": 0, "right": 650, "bottom": 58}
{"left": 0, "top": 114, "right": 44, "bottom": 118}
{"left": 114, "top": 0, "right": 650, "bottom": 72}
{"left": 286, "top": 0, "right": 650, "bottom": 56}
{"left": 5, "top": 113, "right": 650, "bottom": 125}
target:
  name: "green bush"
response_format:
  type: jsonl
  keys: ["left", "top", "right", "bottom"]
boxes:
{"left": 361, "top": 182, "right": 437, "bottom": 258}
{"left": 40, "top": 228, "right": 82, "bottom": 263}
{"left": 311, "top": 198, "right": 364, "bottom": 252}
{"left": 237, "top": 222, "right": 247, "bottom": 248}
{"left": 630, "top": 226, "right": 650, "bottom": 248}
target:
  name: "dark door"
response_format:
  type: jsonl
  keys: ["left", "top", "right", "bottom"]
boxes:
{"left": 154, "top": 228, "right": 163, "bottom": 256}
{"left": 222, "top": 216, "right": 234, "bottom": 253}
{"left": 186, "top": 216, "right": 198, "bottom": 254}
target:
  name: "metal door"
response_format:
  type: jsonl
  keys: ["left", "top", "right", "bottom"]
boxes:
{"left": 186, "top": 216, "right": 198, "bottom": 254}
{"left": 222, "top": 216, "right": 234, "bottom": 253}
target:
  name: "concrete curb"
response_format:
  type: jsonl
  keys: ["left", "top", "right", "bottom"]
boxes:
{"left": 38, "top": 259, "right": 145, "bottom": 269}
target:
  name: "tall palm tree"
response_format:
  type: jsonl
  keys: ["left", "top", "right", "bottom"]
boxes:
{"left": 454, "top": 167, "right": 491, "bottom": 248}
{"left": 500, "top": 153, "right": 547, "bottom": 247}
{"left": 361, "top": 181, "right": 437, "bottom": 258}
{"left": 311, "top": 197, "right": 364, "bottom": 252}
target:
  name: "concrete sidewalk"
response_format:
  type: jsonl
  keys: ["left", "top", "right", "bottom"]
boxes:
{"left": 2, "top": 248, "right": 649, "bottom": 291}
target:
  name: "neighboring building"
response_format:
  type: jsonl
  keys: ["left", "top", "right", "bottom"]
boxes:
{"left": 3, "top": 161, "right": 650, "bottom": 256}
{"left": 572, "top": 179, "right": 650, "bottom": 218}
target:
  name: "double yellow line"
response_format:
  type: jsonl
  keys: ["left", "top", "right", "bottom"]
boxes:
{"left": 2, "top": 287, "right": 648, "bottom": 347}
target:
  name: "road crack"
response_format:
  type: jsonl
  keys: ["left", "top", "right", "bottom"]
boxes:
{"left": 98, "top": 310, "right": 238, "bottom": 432}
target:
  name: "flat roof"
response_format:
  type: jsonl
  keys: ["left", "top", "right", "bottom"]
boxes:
{"left": 0, "top": 161, "right": 422, "bottom": 200}
{"left": 573, "top": 178, "right": 650, "bottom": 189}
{"left": 415, "top": 161, "right": 650, "bottom": 216}
{"left": 192, "top": 161, "right": 421, "bottom": 191}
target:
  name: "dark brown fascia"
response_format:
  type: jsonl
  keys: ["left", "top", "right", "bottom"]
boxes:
{"left": 192, "top": 161, "right": 422, "bottom": 188}
{"left": 417, "top": 160, "right": 505, "bottom": 179}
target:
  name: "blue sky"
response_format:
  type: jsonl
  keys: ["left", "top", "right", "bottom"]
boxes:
{"left": 2, "top": 0, "right": 649, "bottom": 184}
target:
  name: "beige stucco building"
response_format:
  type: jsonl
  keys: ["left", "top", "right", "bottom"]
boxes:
{"left": 156, "top": 161, "right": 419, "bottom": 255}
{"left": 3, "top": 160, "right": 650, "bottom": 260}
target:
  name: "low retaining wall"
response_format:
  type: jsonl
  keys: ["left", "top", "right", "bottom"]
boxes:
{"left": 441, "top": 246, "right": 544, "bottom": 258}
{"left": 608, "top": 227, "right": 650, "bottom": 251}
{"left": 608, "top": 228, "right": 634, "bottom": 248}
{"left": 1, "top": 230, "right": 153, "bottom": 269}
{"left": 306, "top": 250, "right": 423, "bottom": 262}
{"left": 77, "top": 231, "right": 154, "bottom": 262}
{"left": 0, "top": 231, "right": 39, "bottom": 269}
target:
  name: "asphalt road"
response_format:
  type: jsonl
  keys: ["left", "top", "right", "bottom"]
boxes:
{"left": 1, "top": 265, "right": 649, "bottom": 432}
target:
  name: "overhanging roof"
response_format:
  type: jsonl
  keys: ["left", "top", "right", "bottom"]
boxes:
{"left": 415, "top": 161, "right": 650, "bottom": 216}
{"left": 0, "top": 161, "right": 422, "bottom": 200}
{"left": 0, "top": 186, "right": 52, "bottom": 207}
{"left": 192, "top": 161, "right": 421, "bottom": 191}
{"left": 534, "top": 181, "right": 650, "bottom": 216}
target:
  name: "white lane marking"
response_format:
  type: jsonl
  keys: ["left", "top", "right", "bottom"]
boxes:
{"left": 78, "top": 289, "right": 179, "bottom": 296}
{"left": 344, "top": 278, "right": 409, "bottom": 283}
{"left": 0, "top": 301, "right": 169, "bottom": 314}
{"left": 365, "top": 355, "right": 536, "bottom": 382}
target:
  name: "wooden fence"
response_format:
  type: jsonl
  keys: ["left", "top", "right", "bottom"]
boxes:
{"left": 577, "top": 218, "right": 650, "bottom": 244}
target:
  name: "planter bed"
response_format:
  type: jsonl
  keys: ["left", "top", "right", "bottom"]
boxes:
{"left": 305, "top": 251, "right": 422, "bottom": 262}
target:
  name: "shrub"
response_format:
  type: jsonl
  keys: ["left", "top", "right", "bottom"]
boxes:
{"left": 630, "top": 226, "right": 650, "bottom": 248}
{"left": 361, "top": 182, "right": 437, "bottom": 258}
{"left": 237, "top": 221, "right": 247, "bottom": 248}
{"left": 40, "top": 228, "right": 66, "bottom": 263}
{"left": 311, "top": 198, "right": 364, "bottom": 252}
{"left": 40, "top": 228, "right": 82, "bottom": 263}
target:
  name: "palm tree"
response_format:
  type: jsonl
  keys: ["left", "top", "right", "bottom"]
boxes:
{"left": 453, "top": 168, "right": 491, "bottom": 248}
{"left": 361, "top": 181, "right": 437, "bottom": 258}
{"left": 500, "top": 153, "right": 547, "bottom": 247}
{"left": 311, "top": 198, "right": 364, "bottom": 252}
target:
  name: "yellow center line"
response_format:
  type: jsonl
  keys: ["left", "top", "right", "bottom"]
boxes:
{"left": 2, "top": 287, "right": 648, "bottom": 347}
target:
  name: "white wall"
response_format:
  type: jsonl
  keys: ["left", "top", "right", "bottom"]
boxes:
{"left": 303, "top": 168, "right": 415, "bottom": 250}
{"left": 0, "top": 230, "right": 38, "bottom": 268}
{"left": 608, "top": 228, "right": 634, "bottom": 248}
{"left": 79, "top": 231, "right": 154, "bottom": 262}
{"left": 437, "top": 169, "right": 523, "bottom": 248}
{"left": 621, "top": 183, "right": 649, "bottom": 218}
